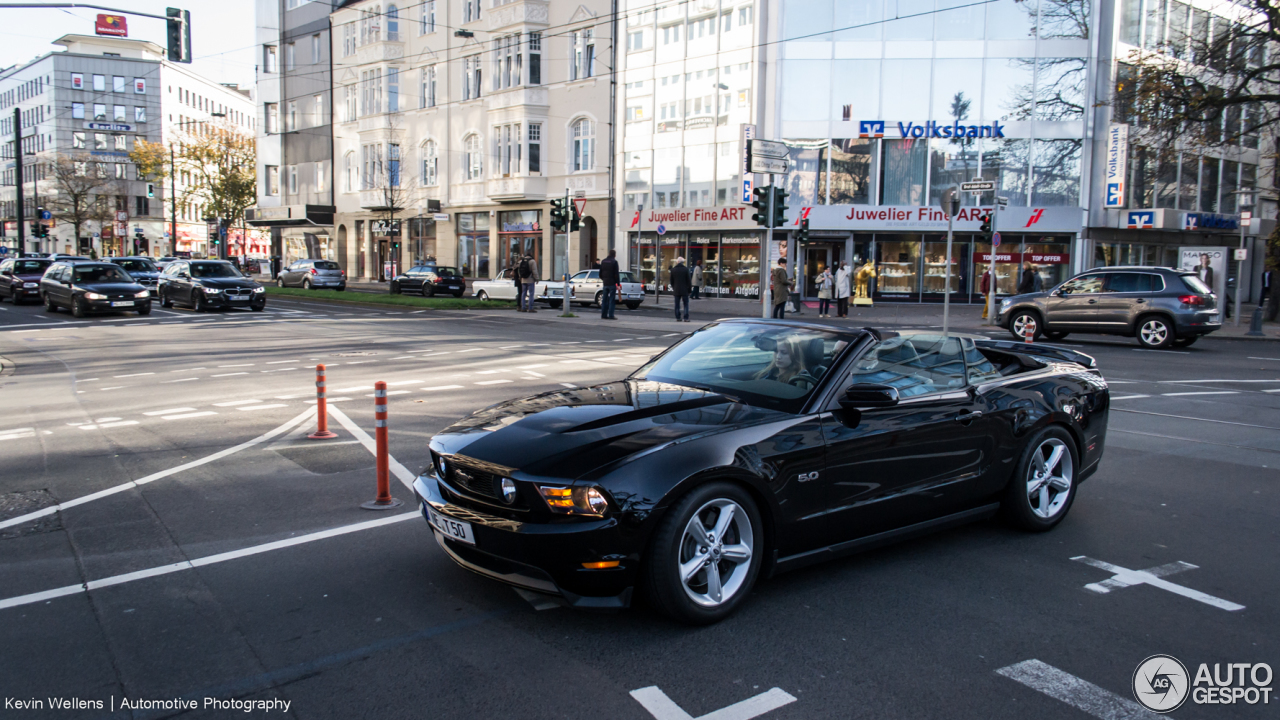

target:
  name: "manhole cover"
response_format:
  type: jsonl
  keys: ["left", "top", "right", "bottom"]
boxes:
{"left": 335, "top": 351, "right": 378, "bottom": 357}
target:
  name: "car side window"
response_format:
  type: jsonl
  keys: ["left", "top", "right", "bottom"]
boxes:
{"left": 1107, "top": 272, "right": 1152, "bottom": 293}
{"left": 963, "top": 341, "right": 1003, "bottom": 385}
{"left": 1059, "top": 274, "right": 1106, "bottom": 295}
{"left": 1148, "top": 274, "right": 1166, "bottom": 292}
{"left": 0, "top": 260, "right": 10, "bottom": 273}
{"left": 571, "top": 271, "right": 588, "bottom": 281}
{"left": 846, "top": 335, "right": 967, "bottom": 398}
{"left": 587, "top": 270, "right": 600, "bottom": 280}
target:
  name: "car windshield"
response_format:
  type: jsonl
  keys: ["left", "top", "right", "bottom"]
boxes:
{"left": 113, "top": 259, "right": 157, "bottom": 273}
{"left": 846, "top": 334, "right": 968, "bottom": 398}
{"left": 429, "top": 266, "right": 459, "bottom": 277}
{"left": 631, "top": 323, "right": 856, "bottom": 413}
{"left": 1180, "top": 274, "right": 1212, "bottom": 294}
{"left": 314, "top": 261, "right": 340, "bottom": 270}
{"left": 14, "top": 260, "right": 50, "bottom": 273}
{"left": 190, "top": 262, "right": 243, "bottom": 278}
{"left": 619, "top": 271, "right": 638, "bottom": 283}
{"left": 73, "top": 265, "right": 133, "bottom": 284}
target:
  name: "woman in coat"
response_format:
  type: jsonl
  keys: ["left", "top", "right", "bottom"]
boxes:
{"left": 817, "top": 266, "right": 834, "bottom": 317}
{"left": 834, "top": 262, "right": 852, "bottom": 318}
{"left": 691, "top": 260, "right": 704, "bottom": 299}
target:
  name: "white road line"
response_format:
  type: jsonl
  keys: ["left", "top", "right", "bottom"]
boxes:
{"left": 585, "top": 340, "right": 606, "bottom": 343}
{"left": 388, "top": 380, "right": 423, "bottom": 386}
{"left": 238, "top": 404, "right": 287, "bottom": 411}
{"left": 96, "top": 417, "right": 122, "bottom": 422}
{"left": 0, "top": 512, "right": 416, "bottom": 612}
{"left": 500, "top": 345, "right": 524, "bottom": 349}
{"left": 0, "top": 408, "right": 314, "bottom": 533}
{"left": 275, "top": 395, "right": 308, "bottom": 399}
{"left": 334, "top": 386, "right": 367, "bottom": 392}
{"left": 1157, "top": 378, "right": 1280, "bottom": 383}
{"left": 266, "top": 360, "right": 299, "bottom": 364}
{"left": 163, "top": 411, "right": 218, "bottom": 420}
{"left": 456, "top": 347, "right": 483, "bottom": 353}
{"left": 0, "top": 428, "right": 34, "bottom": 434}
{"left": 996, "top": 660, "right": 1158, "bottom": 720}
{"left": 421, "top": 385, "right": 463, "bottom": 391}
{"left": 392, "top": 355, "right": 416, "bottom": 359}
{"left": 518, "top": 364, "right": 548, "bottom": 369}
{"left": 1161, "top": 391, "right": 1238, "bottom": 397}
{"left": 476, "top": 370, "right": 503, "bottom": 374}
{"left": 475, "top": 379, "right": 512, "bottom": 385}
{"left": 328, "top": 406, "right": 416, "bottom": 489}
{"left": 560, "top": 383, "right": 577, "bottom": 388}
{"left": 1247, "top": 357, "right": 1280, "bottom": 361}
{"left": 261, "top": 367, "right": 298, "bottom": 373}
{"left": 1266, "top": 389, "right": 1280, "bottom": 393}
{"left": 113, "top": 372, "right": 154, "bottom": 378}
{"left": 144, "top": 407, "right": 196, "bottom": 416}
{"left": 211, "top": 372, "right": 249, "bottom": 377}
{"left": 524, "top": 371, "right": 545, "bottom": 378}
{"left": 91, "top": 420, "right": 139, "bottom": 429}
{"left": 214, "top": 399, "right": 261, "bottom": 407}
{"left": 408, "top": 350, "right": 450, "bottom": 355}
{"left": 1110, "top": 395, "right": 1151, "bottom": 401}
{"left": 0, "top": 432, "right": 35, "bottom": 441}
{"left": 526, "top": 343, "right": 550, "bottom": 346}
{"left": 218, "top": 363, "right": 255, "bottom": 367}
{"left": 161, "top": 377, "right": 198, "bottom": 383}
{"left": 630, "top": 686, "right": 797, "bottom": 720}
{"left": 171, "top": 367, "right": 206, "bottom": 372}
{"left": 1072, "top": 556, "right": 1245, "bottom": 611}
{"left": 99, "top": 386, "right": 126, "bottom": 391}
{"left": 80, "top": 378, "right": 99, "bottom": 382}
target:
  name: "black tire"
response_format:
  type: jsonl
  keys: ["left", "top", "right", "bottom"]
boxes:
{"left": 643, "top": 481, "right": 764, "bottom": 625}
{"left": 44, "top": 294, "right": 58, "bottom": 312}
{"left": 594, "top": 291, "right": 604, "bottom": 307}
{"left": 389, "top": 281, "right": 400, "bottom": 295}
{"left": 251, "top": 302, "right": 265, "bottom": 312}
{"left": 303, "top": 278, "right": 312, "bottom": 290}
{"left": 136, "top": 304, "right": 151, "bottom": 316}
{"left": 71, "top": 296, "right": 87, "bottom": 318}
{"left": 160, "top": 289, "right": 173, "bottom": 308}
{"left": 1008, "top": 310, "right": 1041, "bottom": 341}
{"left": 193, "top": 293, "right": 206, "bottom": 313}
{"left": 276, "top": 277, "right": 285, "bottom": 287}
{"left": 1172, "top": 336, "right": 1198, "bottom": 348}
{"left": 476, "top": 290, "right": 490, "bottom": 301}
{"left": 336, "top": 285, "right": 346, "bottom": 292}
{"left": 452, "top": 291, "right": 464, "bottom": 298}
{"left": 426, "top": 285, "right": 436, "bottom": 297}
{"left": 625, "top": 302, "right": 641, "bottom": 310}
{"left": 1135, "top": 314, "right": 1174, "bottom": 349}
{"left": 548, "top": 300, "right": 562, "bottom": 309}
{"left": 1043, "top": 331, "right": 1069, "bottom": 341}
{"left": 1001, "top": 425, "right": 1079, "bottom": 532}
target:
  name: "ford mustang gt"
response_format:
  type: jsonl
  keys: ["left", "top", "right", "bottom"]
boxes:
{"left": 415, "top": 320, "right": 1109, "bottom": 624}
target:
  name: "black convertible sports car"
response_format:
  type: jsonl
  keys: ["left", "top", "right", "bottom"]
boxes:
{"left": 415, "top": 320, "right": 1110, "bottom": 623}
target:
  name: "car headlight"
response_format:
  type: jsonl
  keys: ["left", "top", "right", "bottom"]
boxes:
{"left": 499, "top": 477, "right": 517, "bottom": 504}
{"left": 202, "top": 287, "right": 222, "bottom": 293}
{"left": 134, "top": 290, "right": 150, "bottom": 298}
{"left": 999, "top": 298, "right": 1012, "bottom": 312}
{"left": 536, "top": 485, "right": 609, "bottom": 516}
{"left": 253, "top": 286, "right": 265, "bottom": 293}
{"left": 23, "top": 282, "right": 37, "bottom": 288}
{"left": 83, "top": 291, "right": 106, "bottom": 300}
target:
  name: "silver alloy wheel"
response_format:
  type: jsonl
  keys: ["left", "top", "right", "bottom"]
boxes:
{"left": 678, "top": 498, "right": 754, "bottom": 608}
{"left": 1012, "top": 313, "right": 1038, "bottom": 338}
{"left": 1140, "top": 319, "right": 1168, "bottom": 346}
{"left": 1026, "top": 437, "right": 1073, "bottom": 519}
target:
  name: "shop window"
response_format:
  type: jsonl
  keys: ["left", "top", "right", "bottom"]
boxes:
{"left": 875, "top": 235, "right": 920, "bottom": 297}
{"left": 880, "top": 139, "right": 927, "bottom": 205}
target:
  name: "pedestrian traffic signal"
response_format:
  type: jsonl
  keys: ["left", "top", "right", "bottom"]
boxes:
{"left": 772, "top": 187, "right": 789, "bottom": 228}
{"left": 166, "top": 8, "right": 191, "bottom": 64}
{"left": 750, "top": 186, "right": 771, "bottom": 228}
{"left": 979, "top": 214, "right": 993, "bottom": 241}
{"left": 795, "top": 218, "right": 810, "bottom": 244}
{"left": 549, "top": 198, "right": 568, "bottom": 232}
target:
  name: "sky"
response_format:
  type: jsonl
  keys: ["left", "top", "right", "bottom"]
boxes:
{"left": 0, "top": 0, "right": 259, "bottom": 89}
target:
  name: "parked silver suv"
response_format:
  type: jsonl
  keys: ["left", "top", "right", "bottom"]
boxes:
{"left": 997, "top": 266, "right": 1220, "bottom": 349}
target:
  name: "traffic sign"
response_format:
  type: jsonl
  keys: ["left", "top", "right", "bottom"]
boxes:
{"left": 1241, "top": 211, "right": 1252, "bottom": 221}
{"left": 656, "top": 224, "right": 666, "bottom": 236}
{"left": 961, "top": 180, "right": 995, "bottom": 193}
{"left": 996, "top": 196, "right": 1009, "bottom": 207}
{"left": 573, "top": 197, "right": 587, "bottom": 217}
{"left": 748, "top": 139, "right": 788, "bottom": 159}
{"left": 992, "top": 232, "right": 1002, "bottom": 247}
{"left": 1234, "top": 248, "right": 1248, "bottom": 261}
{"left": 749, "top": 155, "right": 789, "bottom": 174}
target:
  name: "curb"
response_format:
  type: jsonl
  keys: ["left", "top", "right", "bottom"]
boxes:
{"left": 262, "top": 292, "right": 515, "bottom": 313}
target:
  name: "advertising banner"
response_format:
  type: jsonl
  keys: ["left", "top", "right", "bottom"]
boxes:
{"left": 1104, "top": 123, "right": 1128, "bottom": 208}
{"left": 1179, "top": 246, "right": 1228, "bottom": 322}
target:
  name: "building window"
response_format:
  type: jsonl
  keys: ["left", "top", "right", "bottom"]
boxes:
{"left": 463, "top": 55, "right": 482, "bottom": 100}
{"left": 287, "top": 165, "right": 298, "bottom": 194}
{"left": 71, "top": 102, "right": 84, "bottom": 119}
{"left": 343, "top": 24, "right": 355, "bottom": 56}
{"left": 661, "top": 24, "right": 680, "bottom": 45}
{"left": 264, "top": 45, "right": 278, "bottom": 73}
{"left": 421, "top": 65, "right": 437, "bottom": 108}
{"left": 72, "top": 131, "right": 85, "bottom": 148}
{"left": 493, "top": 123, "right": 521, "bottom": 176}
{"left": 423, "top": 140, "right": 438, "bottom": 186}
{"left": 93, "top": 74, "right": 105, "bottom": 91}
{"left": 135, "top": 106, "right": 147, "bottom": 123}
{"left": 315, "top": 161, "right": 325, "bottom": 193}
{"left": 113, "top": 76, "right": 125, "bottom": 92}
{"left": 628, "top": 31, "right": 645, "bottom": 51}
{"left": 266, "top": 165, "right": 280, "bottom": 195}
{"left": 571, "top": 29, "right": 595, "bottom": 80}
{"left": 463, "top": 0, "right": 480, "bottom": 23}
{"left": 312, "top": 33, "right": 322, "bottom": 63}
{"left": 493, "top": 34, "right": 523, "bottom": 90}
{"left": 738, "top": 6, "right": 752, "bottom": 25}
{"left": 114, "top": 135, "right": 127, "bottom": 150}
{"left": 360, "top": 68, "right": 383, "bottom": 115}
{"left": 344, "top": 85, "right": 356, "bottom": 121}
{"left": 136, "top": 196, "right": 149, "bottom": 216}
{"left": 387, "top": 68, "right": 399, "bottom": 112}
{"left": 464, "top": 134, "right": 483, "bottom": 180}
{"left": 571, "top": 118, "right": 594, "bottom": 172}
{"left": 361, "top": 143, "right": 383, "bottom": 189}
{"left": 285, "top": 42, "right": 295, "bottom": 71}
{"left": 386, "top": 5, "right": 400, "bottom": 40}
{"left": 344, "top": 151, "right": 355, "bottom": 192}
{"left": 528, "top": 33, "right": 541, "bottom": 85}
{"left": 113, "top": 105, "right": 125, "bottom": 121}
{"left": 287, "top": 101, "right": 297, "bottom": 131}
{"left": 388, "top": 143, "right": 401, "bottom": 186}
{"left": 421, "top": 0, "right": 435, "bottom": 34}
{"left": 313, "top": 94, "right": 323, "bottom": 126}
{"left": 265, "top": 102, "right": 279, "bottom": 133}
{"left": 93, "top": 103, "right": 106, "bottom": 120}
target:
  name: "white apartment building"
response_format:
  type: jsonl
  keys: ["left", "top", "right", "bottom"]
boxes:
{"left": 330, "top": 0, "right": 614, "bottom": 281}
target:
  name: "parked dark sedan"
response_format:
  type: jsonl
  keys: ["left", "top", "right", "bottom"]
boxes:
{"left": 416, "top": 321, "right": 1109, "bottom": 623}
{"left": 40, "top": 261, "right": 151, "bottom": 317}
{"left": 158, "top": 259, "right": 265, "bottom": 311}
{"left": 391, "top": 264, "right": 466, "bottom": 297}
{"left": 106, "top": 256, "right": 163, "bottom": 297}
{"left": 0, "top": 257, "right": 53, "bottom": 303}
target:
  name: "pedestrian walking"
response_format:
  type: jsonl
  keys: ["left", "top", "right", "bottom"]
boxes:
{"left": 835, "top": 261, "right": 851, "bottom": 318}
{"left": 518, "top": 253, "right": 539, "bottom": 313}
{"left": 512, "top": 263, "right": 522, "bottom": 311}
{"left": 670, "top": 256, "right": 692, "bottom": 322}
{"left": 692, "top": 260, "right": 704, "bottom": 299}
{"left": 1017, "top": 264, "right": 1036, "bottom": 295}
{"left": 817, "top": 266, "right": 834, "bottom": 317}
{"left": 980, "top": 269, "right": 995, "bottom": 319}
{"left": 599, "top": 249, "right": 620, "bottom": 320}
{"left": 1263, "top": 264, "right": 1278, "bottom": 321}
{"left": 771, "top": 258, "right": 791, "bottom": 319}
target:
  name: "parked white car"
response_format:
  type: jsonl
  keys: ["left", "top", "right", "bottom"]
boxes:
{"left": 471, "top": 267, "right": 574, "bottom": 307}
{"left": 569, "top": 269, "right": 646, "bottom": 310}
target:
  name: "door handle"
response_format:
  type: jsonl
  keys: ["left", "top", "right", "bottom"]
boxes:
{"left": 1087, "top": 299, "right": 1097, "bottom": 304}
{"left": 1136, "top": 298, "right": 1146, "bottom": 303}
{"left": 955, "top": 410, "right": 983, "bottom": 424}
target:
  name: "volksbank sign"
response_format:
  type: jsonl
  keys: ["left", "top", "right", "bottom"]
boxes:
{"left": 859, "top": 120, "right": 1007, "bottom": 139}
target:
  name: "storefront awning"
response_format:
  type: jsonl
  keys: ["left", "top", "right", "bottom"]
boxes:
{"left": 245, "top": 205, "right": 335, "bottom": 228}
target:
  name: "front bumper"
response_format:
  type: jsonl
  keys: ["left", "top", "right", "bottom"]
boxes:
{"left": 85, "top": 298, "right": 150, "bottom": 312}
{"left": 204, "top": 291, "right": 265, "bottom": 308}
{"left": 12, "top": 285, "right": 41, "bottom": 301}
{"left": 413, "top": 474, "right": 635, "bottom": 609}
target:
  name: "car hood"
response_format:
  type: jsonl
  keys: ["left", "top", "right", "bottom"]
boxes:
{"left": 14, "top": 272, "right": 46, "bottom": 282}
{"left": 74, "top": 281, "right": 145, "bottom": 293}
{"left": 1005, "top": 291, "right": 1051, "bottom": 303}
{"left": 194, "top": 277, "right": 260, "bottom": 289}
{"left": 431, "top": 380, "right": 788, "bottom": 479}
{"left": 127, "top": 271, "right": 161, "bottom": 280}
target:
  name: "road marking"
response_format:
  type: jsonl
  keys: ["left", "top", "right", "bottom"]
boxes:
{"left": 114, "top": 372, "right": 154, "bottom": 378}
{"left": 0, "top": 407, "right": 315, "bottom": 533}
{"left": 476, "top": 379, "right": 512, "bottom": 385}
{"left": 366, "top": 390, "right": 411, "bottom": 396}
{"left": 996, "top": 659, "right": 1158, "bottom": 720}
{"left": 266, "top": 360, "right": 299, "bottom": 364}
{"left": 261, "top": 367, "right": 298, "bottom": 373}
{"left": 500, "top": 345, "right": 524, "bottom": 349}
{"left": 0, "top": 431, "right": 35, "bottom": 441}
{"left": 408, "top": 350, "right": 451, "bottom": 355}
{"left": 662, "top": 333, "right": 681, "bottom": 337}
{"left": 218, "top": 363, "right": 255, "bottom": 368}
{"left": 99, "top": 386, "right": 126, "bottom": 391}
{"left": 211, "top": 372, "right": 249, "bottom": 377}
{"left": 0, "top": 511, "right": 417, "bottom": 612}
{"left": 518, "top": 364, "right": 548, "bottom": 369}
{"left": 329, "top": 406, "right": 416, "bottom": 489}
{"left": 388, "top": 380, "right": 423, "bottom": 386}
{"left": 560, "top": 383, "right": 577, "bottom": 388}
{"left": 392, "top": 355, "right": 416, "bottom": 359}
{"left": 1160, "top": 391, "right": 1238, "bottom": 397}
{"left": 1132, "top": 349, "right": 1190, "bottom": 355}
{"left": 335, "top": 385, "right": 371, "bottom": 392}
{"left": 161, "top": 377, "right": 199, "bottom": 383}
{"left": 524, "top": 371, "right": 545, "bottom": 378}
{"left": 81, "top": 420, "right": 139, "bottom": 430}
{"left": 144, "top": 407, "right": 196, "bottom": 416}
{"left": 585, "top": 340, "right": 606, "bottom": 343}
{"left": 476, "top": 370, "right": 503, "bottom": 374}
{"left": 1072, "top": 556, "right": 1244, "bottom": 611}
{"left": 456, "top": 348, "right": 483, "bottom": 353}
{"left": 238, "top": 404, "right": 287, "bottom": 411}
{"left": 630, "top": 686, "right": 797, "bottom": 720}
{"left": 171, "top": 367, "right": 206, "bottom": 372}
{"left": 214, "top": 399, "right": 261, "bottom": 407}
{"left": 1266, "top": 389, "right": 1280, "bottom": 393}
{"left": 162, "top": 411, "right": 218, "bottom": 420}
{"left": 1110, "top": 409, "right": 1280, "bottom": 431}
{"left": 421, "top": 385, "right": 464, "bottom": 391}
{"left": 1248, "top": 357, "right": 1280, "bottom": 361}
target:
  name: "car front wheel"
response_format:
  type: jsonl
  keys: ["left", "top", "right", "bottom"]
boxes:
{"left": 44, "top": 294, "right": 58, "bottom": 312}
{"left": 1136, "top": 315, "right": 1173, "bottom": 349}
{"left": 644, "top": 481, "right": 763, "bottom": 625}
{"left": 193, "top": 293, "right": 207, "bottom": 312}
{"left": 1002, "top": 426, "right": 1078, "bottom": 532}
{"left": 1008, "top": 310, "right": 1041, "bottom": 341}
{"left": 476, "top": 290, "right": 489, "bottom": 301}
{"left": 71, "top": 296, "right": 87, "bottom": 318}
{"left": 276, "top": 278, "right": 285, "bottom": 287}
{"left": 160, "top": 289, "right": 173, "bottom": 308}
{"left": 303, "top": 278, "right": 312, "bottom": 290}
{"left": 389, "top": 281, "right": 400, "bottom": 295}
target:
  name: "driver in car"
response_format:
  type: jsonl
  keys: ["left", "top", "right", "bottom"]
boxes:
{"left": 755, "top": 336, "right": 810, "bottom": 385}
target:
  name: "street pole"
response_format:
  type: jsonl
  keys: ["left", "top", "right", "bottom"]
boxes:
{"left": 169, "top": 144, "right": 177, "bottom": 257}
{"left": 986, "top": 202, "right": 1000, "bottom": 326}
{"left": 1235, "top": 213, "right": 1246, "bottom": 326}
{"left": 13, "top": 108, "right": 25, "bottom": 255}
{"left": 944, "top": 192, "right": 958, "bottom": 335}
{"left": 761, "top": 178, "right": 775, "bottom": 319}
{"left": 561, "top": 190, "right": 571, "bottom": 318}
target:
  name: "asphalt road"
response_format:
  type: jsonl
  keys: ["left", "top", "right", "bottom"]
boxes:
{"left": 1, "top": 296, "right": 1276, "bottom": 720}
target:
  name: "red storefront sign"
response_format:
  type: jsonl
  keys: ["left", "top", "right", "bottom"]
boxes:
{"left": 977, "top": 252, "right": 1070, "bottom": 264}
{"left": 95, "top": 14, "right": 128, "bottom": 37}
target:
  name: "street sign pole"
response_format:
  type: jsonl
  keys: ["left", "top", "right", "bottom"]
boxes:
{"left": 940, "top": 187, "right": 959, "bottom": 336}
{"left": 986, "top": 200, "right": 1006, "bottom": 326}
{"left": 1235, "top": 210, "right": 1251, "bottom": 327}
{"left": 761, "top": 178, "right": 775, "bottom": 319}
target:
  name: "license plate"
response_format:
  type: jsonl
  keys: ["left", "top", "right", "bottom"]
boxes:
{"left": 111, "top": 301, "right": 133, "bottom": 307}
{"left": 427, "top": 507, "right": 475, "bottom": 545}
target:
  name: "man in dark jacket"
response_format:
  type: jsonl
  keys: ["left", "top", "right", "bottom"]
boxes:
{"left": 1017, "top": 264, "right": 1037, "bottom": 295}
{"left": 669, "top": 256, "right": 692, "bottom": 321}
{"left": 598, "top": 250, "right": 620, "bottom": 320}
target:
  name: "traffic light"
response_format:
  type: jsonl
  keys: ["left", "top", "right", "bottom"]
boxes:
{"left": 979, "top": 213, "right": 993, "bottom": 241}
{"left": 795, "top": 218, "right": 810, "bottom": 244}
{"left": 772, "top": 187, "right": 789, "bottom": 228}
{"left": 146, "top": 183, "right": 155, "bottom": 199}
{"left": 30, "top": 221, "right": 43, "bottom": 238}
{"left": 549, "top": 198, "right": 567, "bottom": 232}
{"left": 166, "top": 8, "right": 191, "bottom": 64}
{"left": 569, "top": 201, "right": 581, "bottom": 232}
{"left": 750, "top": 186, "right": 772, "bottom": 228}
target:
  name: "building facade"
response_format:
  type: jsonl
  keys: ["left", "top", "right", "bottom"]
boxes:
{"left": 329, "top": 0, "right": 613, "bottom": 282}
{"left": 0, "top": 34, "right": 254, "bottom": 258}
{"left": 248, "top": 0, "right": 340, "bottom": 265}
{"left": 614, "top": 0, "right": 1275, "bottom": 304}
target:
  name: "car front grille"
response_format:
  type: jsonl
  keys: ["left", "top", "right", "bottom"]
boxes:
{"left": 448, "top": 463, "right": 500, "bottom": 501}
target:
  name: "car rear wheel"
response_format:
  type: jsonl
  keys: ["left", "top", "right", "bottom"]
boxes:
{"left": 389, "top": 281, "right": 400, "bottom": 295}
{"left": 1008, "top": 310, "right": 1041, "bottom": 341}
{"left": 476, "top": 290, "right": 490, "bottom": 301}
{"left": 452, "top": 291, "right": 464, "bottom": 298}
{"left": 276, "top": 278, "right": 285, "bottom": 287}
{"left": 44, "top": 294, "right": 58, "bottom": 312}
{"left": 1136, "top": 315, "right": 1173, "bottom": 349}
{"left": 644, "top": 481, "right": 763, "bottom": 625}
{"left": 626, "top": 302, "right": 641, "bottom": 310}
{"left": 1172, "top": 336, "right": 1198, "bottom": 348}
{"left": 71, "top": 296, "right": 87, "bottom": 318}
{"left": 594, "top": 291, "right": 604, "bottom": 307}
{"left": 1002, "top": 426, "right": 1078, "bottom": 532}
{"left": 426, "top": 285, "right": 436, "bottom": 297}
{"left": 303, "top": 278, "right": 312, "bottom": 290}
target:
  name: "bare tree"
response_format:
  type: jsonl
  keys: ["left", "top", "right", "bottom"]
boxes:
{"left": 45, "top": 155, "right": 119, "bottom": 251}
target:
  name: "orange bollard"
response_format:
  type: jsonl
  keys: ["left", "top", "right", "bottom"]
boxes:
{"left": 361, "top": 381, "right": 402, "bottom": 510}
{"left": 308, "top": 364, "right": 338, "bottom": 440}
{"left": 1024, "top": 322, "right": 1035, "bottom": 344}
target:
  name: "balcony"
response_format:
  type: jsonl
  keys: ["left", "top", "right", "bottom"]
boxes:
{"left": 487, "top": 175, "right": 547, "bottom": 202}
{"left": 359, "top": 189, "right": 410, "bottom": 210}
{"left": 356, "top": 40, "right": 405, "bottom": 64}
{"left": 487, "top": 0, "right": 549, "bottom": 30}
{"left": 485, "top": 87, "right": 549, "bottom": 112}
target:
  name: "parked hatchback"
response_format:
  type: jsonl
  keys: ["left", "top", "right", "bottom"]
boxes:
{"left": 998, "top": 266, "right": 1219, "bottom": 349}
{"left": 0, "top": 257, "right": 53, "bottom": 304}
{"left": 40, "top": 261, "right": 151, "bottom": 317}
{"left": 276, "top": 259, "right": 346, "bottom": 290}
{"left": 569, "top": 269, "right": 646, "bottom": 310}
{"left": 390, "top": 264, "right": 466, "bottom": 297}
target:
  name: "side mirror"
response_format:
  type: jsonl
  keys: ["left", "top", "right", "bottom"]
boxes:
{"left": 839, "top": 383, "right": 900, "bottom": 410}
